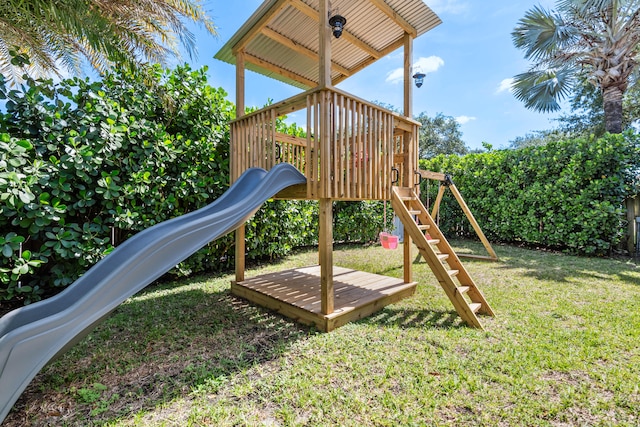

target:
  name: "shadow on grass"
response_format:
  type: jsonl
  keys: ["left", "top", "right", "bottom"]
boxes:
{"left": 3, "top": 277, "right": 309, "bottom": 426}
{"left": 358, "top": 306, "right": 466, "bottom": 330}
{"left": 484, "top": 243, "right": 640, "bottom": 287}
{"left": 615, "top": 270, "right": 640, "bottom": 286}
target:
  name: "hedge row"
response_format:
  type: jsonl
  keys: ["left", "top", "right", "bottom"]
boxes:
{"left": 0, "top": 66, "right": 384, "bottom": 305}
{"left": 419, "top": 132, "right": 639, "bottom": 255}
{"left": 5, "top": 63, "right": 633, "bottom": 306}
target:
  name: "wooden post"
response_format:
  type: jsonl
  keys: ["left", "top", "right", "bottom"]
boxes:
{"left": 235, "top": 51, "right": 246, "bottom": 283}
{"left": 431, "top": 184, "right": 446, "bottom": 218}
{"left": 403, "top": 33, "right": 413, "bottom": 119}
{"left": 236, "top": 51, "right": 245, "bottom": 133}
{"left": 449, "top": 184, "right": 498, "bottom": 260}
{"left": 318, "top": 0, "right": 335, "bottom": 313}
{"left": 319, "top": 0, "right": 332, "bottom": 89}
{"left": 402, "top": 34, "right": 415, "bottom": 189}
{"left": 403, "top": 33, "right": 413, "bottom": 284}
{"left": 316, "top": 0, "right": 331, "bottom": 198}
{"left": 319, "top": 198, "right": 334, "bottom": 314}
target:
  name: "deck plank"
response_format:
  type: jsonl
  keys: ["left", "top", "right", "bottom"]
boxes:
{"left": 232, "top": 266, "right": 417, "bottom": 331}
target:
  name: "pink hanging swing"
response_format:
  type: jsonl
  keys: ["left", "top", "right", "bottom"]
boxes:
{"left": 379, "top": 200, "right": 399, "bottom": 249}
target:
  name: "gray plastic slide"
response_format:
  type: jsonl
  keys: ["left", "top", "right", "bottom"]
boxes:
{"left": 0, "top": 163, "right": 306, "bottom": 423}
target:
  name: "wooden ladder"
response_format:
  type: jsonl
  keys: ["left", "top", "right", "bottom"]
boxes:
{"left": 390, "top": 186, "right": 495, "bottom": 329}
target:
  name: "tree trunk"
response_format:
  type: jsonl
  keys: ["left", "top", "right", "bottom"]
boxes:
{"left": 602, "top": 84, "right": 624, "bottom": 134}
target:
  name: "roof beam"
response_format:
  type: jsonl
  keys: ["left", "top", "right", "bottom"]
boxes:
{"left": 289, "top": 0, "right": 321, "bottom": 21}
{"left": 368, "top": 0, "right": 417, "bottom": 37}
{"left": 289, "top": 0, "right": 382, "bottom": 59}
{"left": 261, "top": 27, "right": 352, "bottom": 77}
{"left": 243, "top": 52, "right": 317, "bottom": 88}
{"left": 332, "top": 37, "right": 405, "bottom": 86}
{"left": 340, "top": 31, "right": 381, "bottom": 60}
{"left": 232, "top": 0, "right": 291, "bottom": 54}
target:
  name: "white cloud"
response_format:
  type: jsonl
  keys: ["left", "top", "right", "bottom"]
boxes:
{"left": 427, "top": 0, "right": 470, "bottom": 15}
{"left": 414, "top": 56, "right": 445, "bottom": 74}
{"left": 385, "top": 56, "right": 445, "bottom": 84}
{"left": 497, "top": 78, "right": 514, "bottom": 94}
{"left": 455, "top": 115, "right": 476, "bottom": 125}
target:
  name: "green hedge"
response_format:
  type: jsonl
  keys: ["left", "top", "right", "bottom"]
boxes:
{"left": 419, "top": 133, "right": 640, "bottom": 255}
{"left": 0, "top": 65, "right": 237, "bottom": 303}
{"left": 3, "top": 61, "right": 637, "bottom": 309}
{"left": 0, "top": 66, "right": 388, "bottom": 306}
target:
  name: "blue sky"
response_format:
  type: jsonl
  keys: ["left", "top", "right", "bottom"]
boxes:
{"left": 187, "top": 0, "right": 561, "bottom": 150}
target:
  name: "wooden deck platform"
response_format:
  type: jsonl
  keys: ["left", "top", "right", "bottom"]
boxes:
{"left": 231, "top": 266, "right": 417, "bottom": 332}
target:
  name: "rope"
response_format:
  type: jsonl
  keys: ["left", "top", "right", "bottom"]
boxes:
{"left": 383, "top": 200, "right": 387, "bottom": 232}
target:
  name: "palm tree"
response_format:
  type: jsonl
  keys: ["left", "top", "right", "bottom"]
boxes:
{"left": 511, "top": 0, "right": 640, "bottom": 134}
{"left": 0, "top": 0, "right": 216, "bottom": 83}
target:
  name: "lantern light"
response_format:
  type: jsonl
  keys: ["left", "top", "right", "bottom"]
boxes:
{"left": 412, "top": 71, "right": 426, "bottom": 88}
{"left": 329, "top": 14, "right": 347, "bottom": 38}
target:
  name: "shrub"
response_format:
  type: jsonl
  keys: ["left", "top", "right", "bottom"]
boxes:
{"left": 334, "top": 201, "right": 387, "bottom": 243}
{"left": 419, "top": 132, "right": 640, "bottom": 255}
{"left": 0, "top": 65, "right": 390, "bottom": 306}
{"left": 0, "top": 66, "right": 318, "bottom": 305}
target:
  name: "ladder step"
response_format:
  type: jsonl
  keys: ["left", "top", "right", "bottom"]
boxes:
{"left": 456, "top": 286, "right": 470, "bottom": 295}
{"left": 469, "top": 303, "right": 482, "bottom": 313}
{"left": 392, "top": 187, "right": 494, "bottom": 327}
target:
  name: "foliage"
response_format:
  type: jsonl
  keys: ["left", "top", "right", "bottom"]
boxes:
{"left": 414, "top": 112, "right": 468, "bottom": 159}
{"left": 371, "top": 101, "right": 401, "bottom": 113}
{"left": 245, "top": 200, "right": 317, "bottom": 264}
{"left": 420, "top": 132, "right": 640, "bottom": 255}
{"left": 511, "top": 0, "right": 640, "bottom": 133}
{"left": 0, "top": 65, "right": 389, "bottom": 306}
{"left": 371, "top": 103, "right": 470, "bottom": 159}
{"left": 333, "top": 201, "right": 387, "bottom": 243}
{"left": 0, "top": 0, "right": 216, "bottom": 85}
{"left": 0, "top": 64, "right": 322, "bottom": 305}
{"left": 0, "top": 64, "right": 235, "bottom": 303}
{"left": 555, "top": 73, "right": 608, "bottom": 137}
{"left": 509, "top": 129, "right": 571, "bottom": 149}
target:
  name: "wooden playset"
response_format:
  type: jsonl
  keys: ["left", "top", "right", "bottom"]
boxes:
{"left": 214, "top": 0, "right": 495, "bottom": 331}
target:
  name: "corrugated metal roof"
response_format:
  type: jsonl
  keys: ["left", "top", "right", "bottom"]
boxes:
{"left": 214, "top": 0, "right": 442, "bottom": 89}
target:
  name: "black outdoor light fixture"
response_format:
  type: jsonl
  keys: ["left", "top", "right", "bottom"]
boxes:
{"left": 412, "top": 71, "right": 426, "bottom": 88}
{"left": 329, "top": 14, "right": 347, "bottom": 38}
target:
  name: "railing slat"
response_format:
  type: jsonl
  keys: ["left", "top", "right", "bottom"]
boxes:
{"left": 229, "top": 87, "right": 417, "bottom": 197}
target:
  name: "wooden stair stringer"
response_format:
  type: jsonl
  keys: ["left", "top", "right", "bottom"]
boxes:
{"left": 390, "top": 187, "right": 495, "bottom": 329}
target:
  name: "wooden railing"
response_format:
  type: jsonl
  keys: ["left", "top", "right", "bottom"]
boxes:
{"left": 230, "top": 87, "right": 419, "bottom": 200}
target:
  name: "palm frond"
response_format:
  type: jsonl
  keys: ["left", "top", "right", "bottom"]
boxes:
{"left": 512, "top": 5, "right": 578, "bottom": 62}
{"left": 0, "top": 0, "right": 217, "bottom": 84}
{"left": 512, "top": 67, "right": 577, "bottom": 113}
{"left": 556, "top": 0, "right": 616, "bottom": 15}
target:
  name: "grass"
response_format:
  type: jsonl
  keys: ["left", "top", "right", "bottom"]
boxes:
{"left": 3, "top": 240, "right": 640, "bottom": 426}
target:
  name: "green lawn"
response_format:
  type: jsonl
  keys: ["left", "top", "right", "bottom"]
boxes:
{"left": 5, "top": 241, "right": 640, "bottom": 426}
